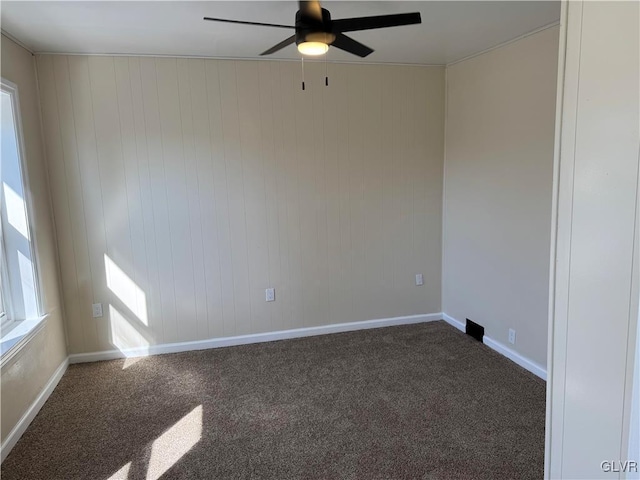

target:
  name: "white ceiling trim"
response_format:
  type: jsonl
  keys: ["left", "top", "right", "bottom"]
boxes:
{"left": 1, "top": 30, "right": 34, "bottom": 55}
{"left": 445, "top": 20, "right": 560, "bottom": 67}
{"left": 7, "top": 20, "right": 561, "bottom": 68}
{"left": 25, "top": 50, "right": 445, "bottom": 67}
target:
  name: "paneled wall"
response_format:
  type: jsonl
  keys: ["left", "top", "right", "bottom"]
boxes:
{"left": 36, "top": 56, "right": 444, "bottom": 354}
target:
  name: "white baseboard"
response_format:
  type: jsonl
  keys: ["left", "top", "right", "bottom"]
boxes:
{"left": 1, "top": 357, "right": 68, "bottom": 463}
{"left": 442, "top": 313, "right": 547, "bottom": 380}
{"left": 483, "top": 337, "right": 547, "bottom": 380}
{"left": 442, "top": 313, "right": 465, "bottom": 332}
{"left": 69, "top": 313, "right": 444, "bottom": 364}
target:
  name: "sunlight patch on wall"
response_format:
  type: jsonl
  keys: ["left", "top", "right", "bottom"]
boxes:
{"left": 104, "top": 254, "right": 148, "bottom": 325}
{"left": 109, "top": 304, "right": 149, "bottom": 354}
{"left": 146, "top": 405, "right": 203, "bottom": 480}
{"left": 2, "top": 182, "right": 29, "bottom": 240}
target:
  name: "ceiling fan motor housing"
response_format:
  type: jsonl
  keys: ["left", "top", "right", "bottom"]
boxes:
{"left": 295, "top": 8, "right": 336, "bottom": 46}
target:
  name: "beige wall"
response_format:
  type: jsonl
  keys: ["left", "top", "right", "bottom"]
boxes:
{"left": 443, "top": 26, "right": 559, "bottom": 367}
{"left": 546, "top": 2, "right": 639, "bottom": 477}
{"left": 0, "top": 36, "right": 67, "bottom": 442}
{"left": 36, "top": 55, "right": 444, "bottom": 355}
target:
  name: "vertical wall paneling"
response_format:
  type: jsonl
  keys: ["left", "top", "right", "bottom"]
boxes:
{"left": 51, "top": 56, "right": 93, "bottom": 351}
{"left": 258, "top": 61, "right": 282, "bottom": 332}
{"left": 380, "top": 66, "right": 395, "bottom": 319}
{"left": 236, "top": 61, "right": 270, "bottom": 334}
{"left": 176, "top": 58, "right": 206, "bottom": 341}
{"left": 114, "top": 57, "right": 152, "bottom": 345}
{"left": 155, "top": 58, "right": 196, "bottom": 343}
{"left": 36, "top": 56, "right": 84, "bottom": 352}
{"left": 127, "top": 57, "right": 163, "bottom": 346}
{"left": 36, "top": 56, "right": 445, "bottom": 354}
{"left": 203, "top": 60, "right": 233, "bottom": 338}
{"left": 187, "top": 59, "right": 218, "bottom": 340}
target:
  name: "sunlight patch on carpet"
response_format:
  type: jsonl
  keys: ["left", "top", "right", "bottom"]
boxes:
{"left": 146, "top": 405, "right": 203, "bottom": 480}
{"left": 106, "top": 461, "right": 131, "bottom": 479}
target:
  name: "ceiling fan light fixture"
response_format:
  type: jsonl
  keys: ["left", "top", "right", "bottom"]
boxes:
{"left": 297, "top": 41, "right": 329, "bottom": 56}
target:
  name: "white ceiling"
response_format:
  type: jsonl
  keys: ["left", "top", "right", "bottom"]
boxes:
{"left": 1, "top": 1, "right": 560, "bottom": 65}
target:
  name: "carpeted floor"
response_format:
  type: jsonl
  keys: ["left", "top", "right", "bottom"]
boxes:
{"left": 1, "top": 321, "right": 546, "bottom": 480}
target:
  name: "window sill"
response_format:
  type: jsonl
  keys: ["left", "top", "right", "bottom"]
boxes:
{"left": 1, "top": 315, "right": 48, "bottom": 368}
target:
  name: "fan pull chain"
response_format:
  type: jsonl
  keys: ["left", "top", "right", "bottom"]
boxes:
{"left": 301, "top": 57, "right": 306, "bottom": 91}
{"left": 325, "top": 54, "right": 329, "bottom": 86}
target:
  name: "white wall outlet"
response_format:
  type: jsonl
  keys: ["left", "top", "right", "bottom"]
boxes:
{"left": 415, "top": 274, "right": 424, "bottom": 286}
{"left": 92, "top": 303, "right": 103, "bottom": 318}
{"left": 508, "top": 328, "right": 516, "bottom": 345}
{"left": 265, "top": 288, "right": 275, "bottom": 302}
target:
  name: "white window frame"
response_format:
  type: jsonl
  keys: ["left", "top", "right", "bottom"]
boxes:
{"left": 0, "top": 217, "right": 13, "bottom": 328}
{"left": 0, "top": 78, "right": 45, "bottom": 363}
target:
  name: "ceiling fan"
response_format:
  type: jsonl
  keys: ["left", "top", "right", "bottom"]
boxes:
{"left": 204, "top": 1, "right": 422, "bottom": 58}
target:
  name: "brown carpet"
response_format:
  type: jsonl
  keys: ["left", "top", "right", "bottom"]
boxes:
{"left": 1, "top": 321, "right": 546, "bottom": 480}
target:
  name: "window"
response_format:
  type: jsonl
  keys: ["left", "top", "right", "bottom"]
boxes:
{"left": 0, "top": 256, "right": 6, "bottom": 323}
{"left": 0, "top": 79, "right": 44, "bottom": 359}
{"left": 1, "top": 222, "right": 10, "bottom": 326}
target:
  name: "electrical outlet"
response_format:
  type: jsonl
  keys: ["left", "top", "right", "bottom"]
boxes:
{"left": 265, "top": 288, "right": 275, "bottom": 302}
{"left": 508, "top": 328, "right": 516, "bottom": 345}
{"left": 415, "top": 274, "right": 424, "bottom": 286}
{"left": 92, "top": 303, "right": 103, "bottom": 318}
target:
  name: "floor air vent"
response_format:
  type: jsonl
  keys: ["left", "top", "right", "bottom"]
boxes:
{"left": 465, "top": 319, "right": 484, "bottom": 342}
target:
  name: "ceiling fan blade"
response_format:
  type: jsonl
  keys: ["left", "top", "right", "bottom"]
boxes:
{"left": 331, "top": 33, "right": 374, "bottom": 58}
{"left": 299, "top": 0, "right": 323, "bottom": 22}
{"left": 260, "top": 35, "right": 297, "bottom": 55}
{"left": 203, "top": 17, "right": 294, "bottom": 29}
{"left": 332, "top": 12, "right": 421, "bottom": 33}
